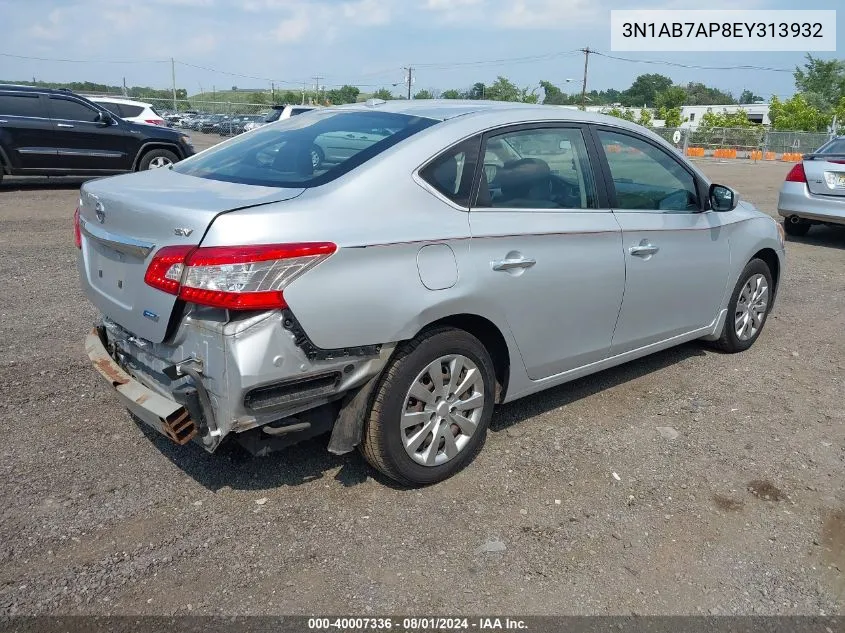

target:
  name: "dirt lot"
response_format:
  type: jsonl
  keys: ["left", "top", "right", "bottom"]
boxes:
{"left": 1, "top": 135, "right": 843, "bottom": 616}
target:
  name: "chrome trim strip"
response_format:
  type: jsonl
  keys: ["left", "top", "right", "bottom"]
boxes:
{"left": 18, "top": 147, "right": 57, "bottom": 155}
{"left": 79, "top": 218, "right": 155, "bottom": 258}
{"left": 57, "top": 148, "right": 124, "bottom": 158}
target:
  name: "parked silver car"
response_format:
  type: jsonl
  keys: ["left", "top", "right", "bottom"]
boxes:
{"left": 778, "top": 136, "right": 845, "bottom": 236}
{"left": 76, "top": 101, "right": 785, "bottom": 485}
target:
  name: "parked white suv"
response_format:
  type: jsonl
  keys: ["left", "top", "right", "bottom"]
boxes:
{"left": 87, "top": 96, "right": 166, "bottom": 126}
{"left": 242, "top": 104, "right": 319, "bottom": 132}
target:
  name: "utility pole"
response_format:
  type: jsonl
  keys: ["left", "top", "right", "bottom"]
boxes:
{"left": 403, "top": 66, "right": 413, "bottom": 99}
{"left": 579, "top": 47, "right": 591, "bottom": 110}
{"left": 271, "top": 81, "right": 275, "bottom": 104}
{"left": 313, "top": 76, "right": 323, "bottom": 104}
{"left": 170, "top": 57, "right": 177, "bottom": 111}
{"left": 122, "top": 77, "right": 127, "bottom": 97}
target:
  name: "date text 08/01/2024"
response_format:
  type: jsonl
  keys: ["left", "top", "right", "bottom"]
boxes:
{"left": 307, "top": 617, "right": 529, "bottom": 630}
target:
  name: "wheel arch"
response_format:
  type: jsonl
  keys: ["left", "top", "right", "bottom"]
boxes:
{"left": 415, "top": 313, "right": 510, "bottom": 404}
{"left": 752, "top": 247, "right": 781, "bottom": 298}
{"left": 132, "top": 142, "right": 184, "bottom": 171}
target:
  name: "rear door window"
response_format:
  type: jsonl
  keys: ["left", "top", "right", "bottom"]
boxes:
{"left": 0, "top": 93, "right": 48, "bottom": 118}
{"left": 120, "top": 104, "right": 144, "bottom": 117}
{"left": 48, "top": 97, "right": 101, "bottom": 122}
{"left": 173, "top": 110, "right": 437, "bottom": 188}
{"left": 419, "top": 136, "right": 482, "bottom": 207}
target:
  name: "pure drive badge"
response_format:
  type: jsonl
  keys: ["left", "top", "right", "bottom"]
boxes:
{"left": 142, "top": 310, "right": 159, "bottom": 322}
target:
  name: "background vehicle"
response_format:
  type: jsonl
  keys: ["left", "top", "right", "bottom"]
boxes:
{"left": 78, "top": 101, "right": 784, "bottom": 486}
{"left": 778, "top": 136, "right": 845, "bottom": 236}
{"left": 0, "top": 84, "right": 195, "bottom": 181}
{"left": 199, "top": 114, "right": 229, "bottom": 133}
{"left": 242, "top": 104, "right": 319, "bottom": 132}
{"left": 87, "top": 96, "right": 166, "bottom": 126}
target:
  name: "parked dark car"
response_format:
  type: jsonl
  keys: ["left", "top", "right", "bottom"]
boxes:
{"left": 199, "top": 114, "right": 228, "bottom": 133}
{"left": 0, "top": 85, "right": 195, "bottom": 182}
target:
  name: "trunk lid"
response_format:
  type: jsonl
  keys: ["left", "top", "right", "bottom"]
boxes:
{"left": 77, "top": 167, "right": 304, "bottom": 343}
{"left": 804, "top": 156, "right": 845, "bottom": 197}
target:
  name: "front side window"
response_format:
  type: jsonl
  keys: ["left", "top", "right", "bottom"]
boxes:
{"left": 174, "top": 110, "right": 437, "bottom": 188}
{"left": 96, "top": 101, "right": 122, "bottom": 116}
{"left": 597, "top": 129, "right": 700, "bottom": 213}
{"left": 419, "top": 136, "right": 481, "bottom": 207}
{"left": 0, "top": 93, "right": 47, "bottom": 118}
{"left": 476, "top": 127, "right": 598, "bottom": 210}
{"left": 49, "top": 97, "right": 101, "bottom": 122}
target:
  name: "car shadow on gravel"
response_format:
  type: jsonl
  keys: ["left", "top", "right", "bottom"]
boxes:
{"left": 489, "top": 341, "right": 709, "bottom": 432}
{"left": 136, "top": 422, "right": 378, "bottom": 492}
{"left": 135, "top": 341, "right": 709, "bottom": 493}
{"left": 786, "top": 225, "right": 845, "bottom": 250}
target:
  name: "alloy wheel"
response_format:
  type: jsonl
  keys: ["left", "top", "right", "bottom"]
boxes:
{"left": 735, "top": 273, "right": 769, "bottom": 341}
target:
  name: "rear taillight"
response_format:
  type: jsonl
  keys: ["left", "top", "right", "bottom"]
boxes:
{"left": 144, "top": 243, "right": 336, "bottom": 310}
{"left": 73, "top": 207, "right": 81, "bottom": 248}
{"left": 785, "top": 163, "right": 806, "bottom": 183}
{"left": 145, "top": 119, "right": 165, "bottom": 126}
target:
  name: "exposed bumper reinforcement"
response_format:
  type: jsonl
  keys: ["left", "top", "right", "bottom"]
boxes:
{"left": 85, "top": 327, "right": 198, "bottom": 445}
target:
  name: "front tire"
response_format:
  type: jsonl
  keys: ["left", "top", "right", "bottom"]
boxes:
{"left": 360, "top": 327, "right": 496, "bottom": 486}
{"left": 138, "top": 149, "right": 178, "bottom": 171}
{"left": 711, "top": 258, "right": 773, "bottom": 353}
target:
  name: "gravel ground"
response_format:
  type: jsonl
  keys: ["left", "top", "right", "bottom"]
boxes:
{"left": 0, "top": 138, "right": 843, "bottom": 616}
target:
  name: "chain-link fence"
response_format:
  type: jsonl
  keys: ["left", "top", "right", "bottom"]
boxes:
{"left": 144, "top": 98, "right": 273, "bottom": 116}
{"left": 652, "top": 127, "right": 835, "bottom": 159}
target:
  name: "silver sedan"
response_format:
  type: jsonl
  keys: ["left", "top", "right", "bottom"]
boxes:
{"left": 778, "top": 136, "right": 845, "bottom": 236}
{"left": 76, "top": 100, "right": 785, "bottom": 486}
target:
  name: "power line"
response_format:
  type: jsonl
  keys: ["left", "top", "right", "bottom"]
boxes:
{"left": 0, "top": 51, "right": 168, "bottom": 64}
{"left": 590, "top": 51, "right": 794, "bottom": 73}
{"left": 413, "top": 50, "right": 582, "bottom": 69}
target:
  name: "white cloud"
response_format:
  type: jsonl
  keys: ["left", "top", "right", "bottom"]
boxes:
{"left": 271, "top": 11, "right": 311, "bottom": 42}
{"left": 493, "top": 0, "right": 600, "bottom": 28}
{"left": 28, "top": 8, "right": 68, "bottom": 41}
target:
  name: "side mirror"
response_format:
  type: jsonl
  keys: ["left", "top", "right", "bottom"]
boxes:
{"left": 96, "top": 111, "right": 115, "bottom": 125}
{"left": 709, "top": 183, "right": 738, "bottom": 212}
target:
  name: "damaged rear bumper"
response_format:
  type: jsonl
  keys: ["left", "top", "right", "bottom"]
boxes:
{"left": 85, "top": 327, "right": 200, "bottom": 446}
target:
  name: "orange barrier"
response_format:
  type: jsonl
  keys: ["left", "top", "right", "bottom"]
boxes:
{"left": 605, "top": 144, "right": 623, "bottom": 153}
{"left": 750, "top": 150, "right": 763, "bottom": 160}
{"left": 765, "top": 151, "right": 776, "bottom": 160}
{"left": 781, "top": 152, "right": 803, "bottom": 162}
{"left": 713, "top": 148, "right": 738, "bottom": 159}
{"left": 685, "top": 147, "right": 705, "bottom": 157}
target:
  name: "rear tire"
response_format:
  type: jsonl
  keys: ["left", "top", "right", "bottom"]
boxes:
{"left": 783, "top": 217, "right": 810, "bottom": 236}
{"left": 711, "top": 258, "right": 773, "bottom": 354}
{"left": 360, "top": 327, "right": 496, "bottom": 486}
{"left": 138, "top": 148, "right": 178, "bottom": 171}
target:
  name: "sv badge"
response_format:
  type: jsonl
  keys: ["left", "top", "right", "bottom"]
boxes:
{"left": 174, "top": 228, "right": 194, "bottom": 237}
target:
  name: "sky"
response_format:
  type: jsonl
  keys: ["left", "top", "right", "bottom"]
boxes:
{"left": 0, "top": 0, "right": 841, "bottom": 100}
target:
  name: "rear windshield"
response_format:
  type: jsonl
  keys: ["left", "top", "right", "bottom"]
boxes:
{"left": 173, "top": 110, "right": 437, "bottom": 188}
{"left": 819, "top": 139, "right": 845, "bottom": 154}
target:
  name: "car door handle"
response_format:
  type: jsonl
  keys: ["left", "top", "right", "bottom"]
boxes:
{"left": 492, "top": 256, "right": 536, "bottom": 271}
{"left": 56, "top": 123, "right": 74, "bottom": 128}
{"left": 0, "top": 119, "right": 7, "bottom": 124}
{"left": 629, "top": 242, "right": 659, "bottom": 258}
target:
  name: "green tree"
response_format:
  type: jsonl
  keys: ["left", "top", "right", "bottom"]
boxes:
{"left": 326, "top": 85, "right": 360, "bottom": 105}
{"left": 655, "top": 86, "right": 686, "bottom": 110}
{"left": 372, "top": 88, "right": 395, "bottom": 100}
{"left": 768, "top": 94, "right": 831, "bottom": 132}
{"left": 621, "top": 73, "right": 673, "bottom": 107}
{"left": 413, "top": 89, "right": 434, "bottom": 100}
{"left": 486, "top": 76, "right": 521, "bottom": 102}
{"left": 657, "top": 106, "right": 683, "bottom": 127}
{"left": 539, "top": 80, "right": 568, "bottom": 105}
{"left": 683, "top": 82, "right": 735, "bottom": 105}
{"left": 739, "top": 89, "right": 763, "bottom": 104}
{"left": 605, "top": 106, "right": 636, "bottom": 122}
{"left": 794, "top": 54, "right": 845, "bottom": 110}
{"left": 466, "top": 82, "right": 486, "bottom": 99}
{"left": 441, "top": 89, "right": 462, "bottom": 99}
{"left": 637, "top": 108, "right": 653, "bottom": 127}
{"left": 520, "top": 86, "right": 539, "bottom": 104}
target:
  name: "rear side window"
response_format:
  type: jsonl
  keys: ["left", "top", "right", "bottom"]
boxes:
{"left": 264, "top": 109, "right": 282, "bottom": 123}
{"left": 49, "top": 97, "right": 101, "bottom": 122}
{"left": 419, "top": 136, "right": 481, "bottom": 207}
{"left": 96, "top": 101, "right": 122, "bottom": 116}
{"left": 290, "top": 108, "right": 312, "bottom": 116}
{"left": 0, "top": 93, "right": 47, "bottom": 118}
{"left": 173, "top": 110, "right": 437, "bottom": 188}
{"left": 120, "top": 104, "right": 144, "bottom": 117}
